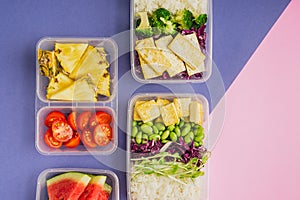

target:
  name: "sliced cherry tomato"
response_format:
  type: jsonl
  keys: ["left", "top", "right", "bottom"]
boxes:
{"left": 52, "top": 120, "right": 73, "bottom": 142}
{"left": 44, "top": 128, "right": 62, "bottom": 148}
{"left": 67, "top": 111, "right": 77, "bottom": 131}
{"left": 63, "top": 132, "right": 80, "bottom": 148}
{"left": 93, "top": 124, "right": 113, "bottom": 146}
{"left": 77, "top": 111, "right": 92, "bottom": 131}
{"left": 45, "top": 111, "right": 66, "bottom": 127}
{"left": 80, "top": 129, "right": 97, "bottom": 148}
{"left": 89, "top": 111, "right": 112, "bottom": 129}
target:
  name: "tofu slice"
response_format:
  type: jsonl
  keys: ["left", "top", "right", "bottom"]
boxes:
{"left": 173, "top": 98, "right": 191, "bottom": 117}
{"left": 155, "top": 36, "right": 186, "bottom": 77}
{"left": 133, "top": 100, "right": 147, "bottom": 121}
{"left": 160, "top": 103, "right": 179, "bottom": 126}
{"left": 135, "top": 38, "right": 171, "bottom": 75}
{"left": 136, "top": 100, "right": 160, "bottom": 123}
{"left": 156, "top": 98, "right": 171, "bottom": 107}
{"left": 168, "top": 33, "right": 205, "bottom": 71}
{"left": 136, "top": 38, "right": 161, "bottom": 79}
{"left": 189, "top": 101, "right": 204, "bottom": 125}
{"left": 184, "top": 33, "right": 206, "bottom": 76}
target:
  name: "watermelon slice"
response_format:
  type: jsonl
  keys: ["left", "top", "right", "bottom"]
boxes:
{"left": 78, "top": 175, "right": 107, "bottom": 200}
{"left": 98, "top": 183, "right": 112, "bottom": 200}
{"left": 46, "top": 172, "right": 91, "bottom": 200}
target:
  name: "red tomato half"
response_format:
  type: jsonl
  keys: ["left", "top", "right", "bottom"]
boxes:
{"left": 52, "top": 120, "right": 73, "bottom": 142}
{"left": 44, "top": 128, "right": 62, "bottom": 148}
{"left": 89, "top": 111, "right": 112, "bottom": 129}
{"left": 77, "top": 111, "right": 92, "bottom": 131}
{"left": 63, "top": 132, "right": 80, "bottom": 148}
{"left": 93, "top": 124, "right": 113, "bottom": 146}
{"left": 44, "top": 111, "right": 66, "bottom": 127}
{"left": 67, "top": 111, "right": 77, "bottom": 131}
{"left": 80, "top": 129, "right": 97, "bottom": 148}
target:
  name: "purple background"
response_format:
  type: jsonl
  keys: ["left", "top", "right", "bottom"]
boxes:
{"left": 0, "top": 0, "right": 289, "bottom": 199}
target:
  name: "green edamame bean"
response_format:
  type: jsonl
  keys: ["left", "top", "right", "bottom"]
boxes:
{"left": 161, "top": 139, "right": 170, "bottom": 144}
{"left": 131, "top": 126, "right": 138, "bottom": 137}
{"left": 158, "top": 130, "right": 163, "bottom": 135}
{"left": 174, "top": 127, "right": 181, "bottom": 137}
{"left": 141, "top": 124, "right": 153, "bottom": 135}
{"left": 132, "top": 120, "right": 137, "bottom": 127}
{"left": 149, "top": 134, "right": 160, "bottom": 141}
{"left": 155, "top": 123, "right": 166, "bottom": 131}
{"left": 152, "top": 126, "right": 159, "bottom": 134}
{"left": 191, "top": 122, "right": 195, "bottom": 127}
{"left": 137, "top": 121, "right": 143, "bottom": 126}
{"left": 179, "top": 121, "right": 185, "bottom": 128}
{"left": 161, "top": 130, "right": 170, "bottom": 140}
{"left": 181, "top": 126, "right": 191, "bottom": 137}
{"left": 142, "top": 134, "right": 148, "bottom": 144}
{"left": 145, "top": 121, "right": 153, "bottom": 126}
{"left": 136, "top": 132, "right": 142, "bottom": 144}
{"left": 167, "top": 125, "right": 175, "bottom": 131}
{"left": 187, "top": 132, "right": 194, "bottom": 141}
{"left": 184, "top": 123, "right": 191, "bottom": 129}
{"left": 184, "top": 134, "right": 192, "bottom": 144}
{"left": 194, "top": 141, "right": 200, "bottom": 147}
{"left": 170, "top": 132, "right": 177, "bottom": 141}
{"left": 194, "top": 135, "right": 203, "bottom": 143}
{"left": 194, "top": 124, "right": 200, "bottom": 129}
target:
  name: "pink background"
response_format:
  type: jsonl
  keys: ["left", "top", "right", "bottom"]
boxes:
{"left": 210, "top": 0, "right": 300, "bottom": 199}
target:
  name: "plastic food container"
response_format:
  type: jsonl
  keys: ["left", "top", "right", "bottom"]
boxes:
{"left": 36, "top": 37, "right": 118, "bottom": 104}
{"left": 35, "top": 37, "right": 118, "bottom": 156}
{"left": 35, "top": 106, "right": 117, "bottom": 155}
{"left": 130, "top": 0, "right": 213, "bottom": 83}
{"left": 35, "top": 168, "right": 119, "bottom": 200}
{"left": 126, "top": 93, "right": 210, "bottom": 200}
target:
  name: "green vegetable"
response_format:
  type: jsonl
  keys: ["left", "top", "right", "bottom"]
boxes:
{"left": 194, "top": 14, "right": 207, "bottom": 28}
{"left": 167, "top": 125, "right": 175, "bottom": 131}
{"left": 170, "top": 132, "right": 177, "bottom": 141}
{"left": 145, "top": 121, "right": 153, "bottom": 126}
{"left": 161, "top": 139, "right": 170, "bottom": 144}
{"left": 184, "top": 134, "right": 192, "bottom": 144}
{"left": 161, "top": 130, "right": 170, "bottom": 140}
{"left": 149, "top": 134, "right": 160, "bottom": 141}
{"left": 140, "top": 124, "right": 153, "bottom": 135}
{"left": 132, "top": 120, "right": 137, "bottom": 127}
{"left": 175, "top": 9, "right": 194, "bottom": 30}
{"left": 151, "top": 8, "right": 176, "bottom": 35}
{"left": 181, "top": 125, "right": 191, "bottom": 137}
{"left": 179, "top": 120, "right": 185, "bottom": 128}
{"left": 132, "top": 127, "right": 138, "bottom": 138}
{"left": 136, "top": 132, "right": 142, "bottom": 144}
{"left": 131, "top": 152, "right": 205, "bottom": 183}
{"left": 135, "top": 12, "right": 153, "bottom": 37}
{"left": 142, "top": 134, "right": 148, "bottom": 144}
{"left": 174, "top": 127, "right": 181, "bottom": 137}
{"left": 152, "top": 126, "right": 159, "bottom": 134}
{"left": 155, "top": 123, "right": 166, "bottom": 131}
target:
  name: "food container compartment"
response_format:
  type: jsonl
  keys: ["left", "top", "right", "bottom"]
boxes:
{"left": 36, "top": 37, "right": 118, "bottom": 104}
{"left": 130, "top": 0, "right": 212, "bottom": 83}
{"left": 36, "top": 168, "right": 119, "bottom": 200}
{"left": 126, "top": 93, "right": 209, "bottom": 200}
{"left": 35, "top": 106, "right": 117, "bottom": 155}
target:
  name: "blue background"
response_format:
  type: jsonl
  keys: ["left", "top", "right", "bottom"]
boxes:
{"left": 0, "top": 0, "right": 289, "bottom": 199}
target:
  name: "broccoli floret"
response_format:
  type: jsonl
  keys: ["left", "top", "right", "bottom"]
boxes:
{"left": 151, "top": 8, "right": 176, "bottom": 35}
{"left": 194, "top": 14, "right": 207, "bottom": 28}
{"left": 135, "top": 12, "right": 153, "bottom": 38}
{"left": 175, "top": 9, "right": 194, "bottom": 30}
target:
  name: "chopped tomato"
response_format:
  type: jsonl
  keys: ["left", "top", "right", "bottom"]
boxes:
{"left": 52, "top": 120, "right": 73, "bottom": 142}
{"left": 80, "top": 129, "right": 97, "bottom": 148}
{"left": 63, "top": 132, "right": 80, "bottom": 148}
{"left": 45, "top": 111, "right": 66, "bottom": 127}
{"left": 44, "top": 128, "right": 62, "bottom": 148}
{"left": 89, "top": 111, "right": 112, "bottom": 129}
{"left": 93, "top": 124, "right": 113, "bottom": 146}
{"left": 77, "top": 111, "right": 92, "bottom": 131}
{"left": 67, "top": 111, "right": 77, "bottom": 131}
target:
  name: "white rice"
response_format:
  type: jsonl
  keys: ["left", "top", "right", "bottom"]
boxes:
{"left": 134, "top": 0, "right": 208, "bottom": 16}
{"left": 130, "top": 173, "right": 205, "bottom": 200}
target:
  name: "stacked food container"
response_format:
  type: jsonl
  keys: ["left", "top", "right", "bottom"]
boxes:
{"left": 35, "top": 0, "right": 212, "bottom": 199}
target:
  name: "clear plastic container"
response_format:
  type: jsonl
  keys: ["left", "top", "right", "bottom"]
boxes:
{"left": 35, "top": 168, "right": 119, "bottom": 200}
{"left": 126, "top": 93, "right": 210, "bottom": 200}
{"left": 35, "top": 37, "right": 118, "bottom": 155}
{"left": 35, "top": 106, "right": 117, "bottom": 155}
{"left": 130, "top": 0, "right": 213, "bottom": 83}
{"left": 36, "top": 37, "right": 118, "bottom": 104}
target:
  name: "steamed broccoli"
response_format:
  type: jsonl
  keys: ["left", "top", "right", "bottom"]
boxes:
{"left": 151, "top": 8, "right": 176, "bottom": 35}
{"left": 175, "top": 9, "right": 194, "bottom": 30}
{"left": 135, "top": 12, "right": 153, "bottom": 38}
{"left": 194, "top": 14, "right": 207, "bottom": 28}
